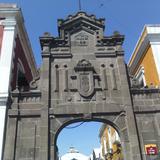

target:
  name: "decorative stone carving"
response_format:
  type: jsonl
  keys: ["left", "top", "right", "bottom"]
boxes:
{"left": 74, "top": 59, "right": 95, "bottom": 98}
{"left": 130, "top": 76, "right": 140, "bottom": 88}
{"left": 29, "top": 74, "right": 40, "bottom": 90}
{"left": 29, "top": 80, "right": 38, "bottom": 89}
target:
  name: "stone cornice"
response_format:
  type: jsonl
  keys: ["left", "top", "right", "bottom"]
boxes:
{"left": 95, "top": 52, "right": 117, "bottom": 58}
{"left": 133, "top": 106, "right": 160, "bottom": 114}
{"left": 11, "top": 90, "right": 41, "bottom": 97}
{"left": 8, "top": 109, "right": 41, "bottom": 117}
{"left": 101, "top": 35, "right": 125, "bottom": 46}
{"left": 51, "top": 53, "right": 72, "bottom": 59}
{"left": 131, "top": 88, "right": 160, "bottom": 94}
{"left": 58, "top": 12, "right": 105, "bottom": 29}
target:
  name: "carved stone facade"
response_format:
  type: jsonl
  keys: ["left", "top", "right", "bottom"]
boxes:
{"left": 3, "top": 11, "right": 160, "bottom": 160}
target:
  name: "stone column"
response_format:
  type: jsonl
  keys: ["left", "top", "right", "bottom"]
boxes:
{"left": 39, "top": 35, "right": 53, "bottom": 160}
{"left": 3, "top": 117, "right": 18, "bottom": 160}
{"left": 117, "top": 55, "right": 142, "bottom": 160}
{"left": 39, "top": 107, "right": 49, "bottom": 160}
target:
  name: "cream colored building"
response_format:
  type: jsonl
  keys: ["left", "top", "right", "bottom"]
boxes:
{"left": 99, "top": 124, "right": 123, "bottom": 160}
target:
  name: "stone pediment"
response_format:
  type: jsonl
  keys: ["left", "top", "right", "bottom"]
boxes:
{"left": 59, "top": 19, "right": 102, "bottom": 34}
{"left": 40, "top": 12, "right": 124, "bottom": 50}
{"left": 57, "top": 12, "right": 105, "bottom": 41}
{"left": 58, "top": 11, "right": 105, "bottom": 31}
{"left": 69, "top": 24, "right": 95, "bottom": 35}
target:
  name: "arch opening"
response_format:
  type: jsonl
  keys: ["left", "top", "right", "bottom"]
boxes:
{"left": 54, "top": 120, "right": 124, "bottom": 160}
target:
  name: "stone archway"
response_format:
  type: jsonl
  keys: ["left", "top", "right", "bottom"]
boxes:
{"left": 5, "top": 11, "right": 160, "bottom": 160}
{"left": 38, "top": 11, "right": 142, "bottom": 160}
{"left": 50, "top": 112, "right": 134, "bottom": 160}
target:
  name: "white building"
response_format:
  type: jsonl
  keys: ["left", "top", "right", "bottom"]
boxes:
{"left": 61, "top": 147, "right": 89, "bottom": 160}
{"left": 89, "top": 148, "right": 102, "bottom": 160}
{"left": 0, "top": 4, "right": 38, "bottom": 159}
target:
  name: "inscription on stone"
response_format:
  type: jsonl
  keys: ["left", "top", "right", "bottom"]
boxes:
{"left": 72, "top": 32, "right": 89, "bottom": 46}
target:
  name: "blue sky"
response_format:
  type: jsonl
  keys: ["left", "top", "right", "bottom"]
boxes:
{"left": 57, "top": 121, "right": 103, "bottom": 156}
{"left": 1, "top": 0, "right": 160, "bottom": 156}
{"left": 2, "top": 0, "right": 160, "bottom": 66}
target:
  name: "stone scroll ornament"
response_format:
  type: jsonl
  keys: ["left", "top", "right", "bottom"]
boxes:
{"left": 74, "top": 59, "right": 95, "bottom": 98}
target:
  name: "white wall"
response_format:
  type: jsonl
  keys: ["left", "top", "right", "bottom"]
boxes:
{"left": 151, "top": 43, "right": 160, "bottom": 82}
{"left": 0, "top": 18, "right": 16, "bottom": 95}
{"left": 147, "top": 25, "right": 160, "bottom": 83}
{"left": 0, "top": 18, "right": 16, "bottom": 159}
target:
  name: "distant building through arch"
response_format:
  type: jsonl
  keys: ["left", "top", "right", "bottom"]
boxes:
{"left": 61, "top": 147, "right": 88, "bottom": 160}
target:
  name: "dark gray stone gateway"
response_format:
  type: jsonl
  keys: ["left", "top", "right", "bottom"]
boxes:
{"left": 4, "top": 12, "right": 160, "bottom": 160}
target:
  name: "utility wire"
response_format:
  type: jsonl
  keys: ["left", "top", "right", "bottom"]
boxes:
{"left": 65, "top": 122, "right": 85, "bottom": 129}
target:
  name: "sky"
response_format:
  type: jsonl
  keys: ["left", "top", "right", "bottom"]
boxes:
{"left": 57, "top": 121, "right": 103, "bottom": 157}
{"left": 1, "top": 0, "right": 160, "bottom": 157}
{"left": 2, "top": 0, "right": 160, "bottom": 66}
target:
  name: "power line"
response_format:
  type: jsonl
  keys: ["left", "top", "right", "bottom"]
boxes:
{"left": 65, "top": 122, "right": 85, "bottom": 129}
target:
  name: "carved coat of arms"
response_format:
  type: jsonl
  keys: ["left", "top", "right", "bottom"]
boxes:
{"left": 75, "top": 59, "right": 95, "bottom": 98}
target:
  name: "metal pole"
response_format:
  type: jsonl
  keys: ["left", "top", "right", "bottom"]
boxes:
{"left": 79, "top": 0, "right": 81, "bottom": 10}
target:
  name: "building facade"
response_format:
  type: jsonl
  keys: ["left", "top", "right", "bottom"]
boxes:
{"left": 0, "top": 4, "right": 38, "bottom": 159}
{"left": 61, "top": 147, "right": 88, "bottom": 160}
{"left": 2, "top": 9, "right": 160, "bottom": 160}
{"left": 89, "top": 148, "right": 102, "bottom": 160}
{"left": 128, "top": 25, "right": 160, "bottom": 88}
{"left": 99, "top": 124, "right": 123, "bottom": 160}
